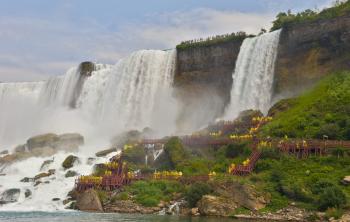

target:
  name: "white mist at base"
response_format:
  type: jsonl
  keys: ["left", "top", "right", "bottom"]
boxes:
{"left": 0, "top": 49, "right": 178, "bottom": 211}
{"left": 224, "top": 30, "right": 281, "bottom": 119}
{"left": 0, "top": 150, "right": 119, "bottom": 211}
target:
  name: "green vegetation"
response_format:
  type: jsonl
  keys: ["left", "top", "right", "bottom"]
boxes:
{"left": 164, "top": 137, "right": 188, "bottom": 168}
{"left": 176, "top": 32, "right": 251, "bottom": 50}
{"left": 126, "top": 180, "right": 183, "bottom": 207}
{"left": 184, "top": 182, "right": 213, "bottom": 207}
{"left": 262, "top": 72, "right": 350, "bottom": 140}
{"left": 271, "top": 1, "right": 350, "bottom": 31}
{"left": 252, "top": 154, "right": 350, "bottom": 212}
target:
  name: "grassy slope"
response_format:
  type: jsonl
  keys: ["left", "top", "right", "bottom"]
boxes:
{"left": 262, "top": 72, "right": 350, "bottom": 140}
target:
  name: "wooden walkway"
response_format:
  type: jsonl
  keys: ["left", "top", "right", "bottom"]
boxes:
{"left": 231, "top": 150, "right": 261, "bottom": 176}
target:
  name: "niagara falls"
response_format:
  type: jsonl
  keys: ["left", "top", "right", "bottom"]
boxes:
{"left": 1, "top": 1, "right": 350, "bottom": 222}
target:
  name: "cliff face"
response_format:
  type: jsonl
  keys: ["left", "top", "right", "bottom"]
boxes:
{"left": 273, "top": 14, "right": 350, "bottom": 101}
{"left": 174, "top": 39, "right": 243, "bottom": 130}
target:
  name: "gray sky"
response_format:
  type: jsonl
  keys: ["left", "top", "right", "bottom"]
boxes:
{"left": 0, "top": 0, "right": 334, "bottom": 82}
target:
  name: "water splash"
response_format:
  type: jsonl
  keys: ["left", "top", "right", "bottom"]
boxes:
{"left": 225, "top": 30, "right": 281, "bottom": 119}
{"left": 0, "top": 49, "right": 177, "bottom": 148}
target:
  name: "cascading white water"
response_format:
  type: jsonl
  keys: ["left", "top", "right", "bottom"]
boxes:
{"left": 0, "top": 49, "right": 177, "bottom": 211}
{"left": 225, "top": 30, "right": 281, "bottom": 119}
{"left": 0, "top": 49, "right": 177, "bottom": 148}
{"left": 73, "top": 49, "right": 178, "bottom": 139}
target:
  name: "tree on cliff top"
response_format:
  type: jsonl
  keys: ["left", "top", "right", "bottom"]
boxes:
{"left": 271, "top": 0, "right": 350, "bottom": 31}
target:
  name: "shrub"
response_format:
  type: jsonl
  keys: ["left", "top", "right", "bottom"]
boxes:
{"left": 325, "top": 208, "right": 344, "bottom": 220}
{"left": 136, "top": 195, "right": 159, "bottom": 207}
{"left": 185, "top": 182, "right": 213, "bottom": 207}
{"left": 122, "top": 145, "right": 145, "bottom": 165}
{"left": 225, "top": 143, "right": 250, "bottom": 158}
{"left": 311, "top": 180, "right": 335, "bottom": 195}
{"left": 318, "top": 186, "right": 347, "bottom": 211}
{"left": 127, "top": 180, "right": 183, "bottom": 207}
{"left": 260, "top": 147, "right": 280, "bottom": 160}
{"left": 164, "top": 137, "right": 187, "bottom": 168}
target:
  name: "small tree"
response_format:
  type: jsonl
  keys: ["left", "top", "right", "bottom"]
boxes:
{"left": 318, "top": 186, "right": 347, "bottom": 211}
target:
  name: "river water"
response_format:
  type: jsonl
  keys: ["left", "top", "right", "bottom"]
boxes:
{"left": 0, "top": 211, "right": 249, "bottom": 222}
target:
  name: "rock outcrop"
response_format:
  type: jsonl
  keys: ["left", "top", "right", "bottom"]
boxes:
{"left": 197, "top": 195, "right": 237, "bottom": 216}
{"left": 0, "top": 188, "right": 20, "bottom": 204}
{"left": 0, "top": 133, "right": 84, "bottom": 166}
{"left": 174, "top": 39, "right": 244, "bottom": 130}
{"left": 27, "top": 134, "right": 59, "bottom": 151}
{"left": 76, "top": 189, "right": 103, "bottom": 212}
{"left": 273, "top": 14, "right": 350, "bottom": 101}
{"left": 62, "top": 155, "right": 79, "bottom": 170}
{"left": 214, "top": 181, "right": 268, "bottom": 211}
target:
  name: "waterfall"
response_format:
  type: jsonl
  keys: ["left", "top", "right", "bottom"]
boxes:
{"left": 0, "top": 49, "right": 177, "bottom": 148}
{"left": 0, "top": 49, "right": 177, "bottom": 211}
{"left": 77, "top": 49, "right": 177, "bottom": 135}
{"left": 225, "top": 30, "right": 281, "bottom": 119}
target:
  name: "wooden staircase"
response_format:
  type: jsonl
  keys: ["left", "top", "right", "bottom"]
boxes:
{"left": 232, "top": 150, "right": 261, "bottom": 176}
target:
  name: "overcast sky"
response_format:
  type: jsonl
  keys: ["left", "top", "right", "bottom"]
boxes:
{"left": 0, "top": 0, "right": 334, "bottom": 82}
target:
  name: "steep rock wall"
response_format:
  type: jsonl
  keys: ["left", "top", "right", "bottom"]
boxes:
{"left": 174, "top": 39, "right": 243, "bottom": 131}
{"left": 273, "top": 14, "right": 350, "bottom": 101}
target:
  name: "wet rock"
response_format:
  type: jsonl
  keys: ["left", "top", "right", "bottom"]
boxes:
{"left": 20, "top": 177, "right": 34, "bottom": 183}
{"left": 34, "top": 181, "right": 42, "bottom": 186}
{"left": 62, "top": 155, "right": 79, "bottom": 170}
{"left": 40, "top": 159, "right": 54, "bottom": 171}
{"left": 65, "top": 170, "right": 78, "bottom": 178}
{"left": 0, "top": 188, "right": 20, "bottom": 204}
{"left": 0, "top": 150, "right": 9, "bottom": 155}
{"left": 52, "top": 198, "right": 60, "bottom": 201}
{"left": 76, "top": 189, "right": 103, "bottom": 212}
{"left": 79, "top": 61, "right": 95, "bottom": 77}
{"left": 27, "top": 134, "right": 59, "bottom": 151}
{"left": 24, "top": 189, "right": 32, "bottom": 198}
{"left": 95, "top": 148, "right": 117, "bottom": 157}
{"left": 34, "top": 169, "right": 55, "bottom": 181}
{"left": 197, "top": 195, "right": 237, "bottom": 216}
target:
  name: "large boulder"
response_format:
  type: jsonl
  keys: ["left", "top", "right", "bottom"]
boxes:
{"left": 76, "top": 189, "right": 103, "bottom": 212}
{"left": 62, "top": 155, "right": 79, "bottom": 170}
{"left": 26, "top": 134, "right": 59, "bottom": 151}
{"left": 197, "top": 195, "right": 237, "bottom": 216}
{"left": 214, "top": 181, "right": 268, "bottom": 211}
{"left": 54, "top": 133, "right": 84, "bottom": 152}
{"left": 78, "top": 61, "right": 95, "bottom": 77}
{"left": 24, "top": 189, "right": 32, "bottom": 198}
{"left": 0, "top": 188, "right": 21, "bottom": 204}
